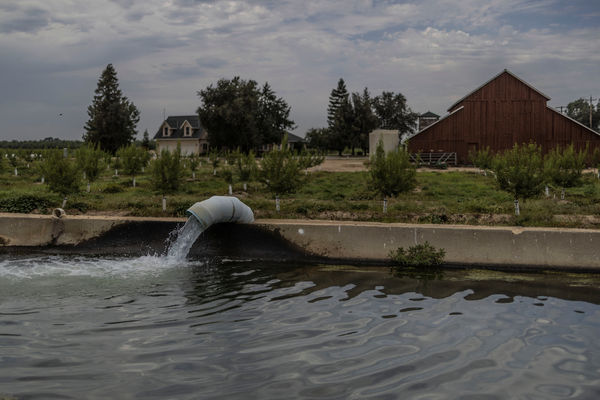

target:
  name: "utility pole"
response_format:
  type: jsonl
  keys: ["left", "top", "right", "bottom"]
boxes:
{"left": 589, "top": 96, "right": 597, "bottom": 129}
{"left": 556, "top": 106, "right": 566, "bottom": 114}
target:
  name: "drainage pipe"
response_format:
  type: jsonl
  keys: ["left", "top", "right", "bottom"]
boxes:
{"left": 186, "top": 196, "right": 254, "bottom": 230}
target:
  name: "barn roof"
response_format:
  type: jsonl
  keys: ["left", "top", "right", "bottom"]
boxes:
{"left": 409, "top": 106, "right": 463, "bottom": 138}
{"left": 546, "top": 106, "right": 600, "bottom": 137}
{"left": 447, "top": 69, "right": 551, "bottom": 112}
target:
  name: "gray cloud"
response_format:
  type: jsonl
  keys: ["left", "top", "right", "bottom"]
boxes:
{"left": 0, "top": 6, "right": 51, "bottom": 33}
{"left": 0, "top": 0, "right": 598, "bottom": 141}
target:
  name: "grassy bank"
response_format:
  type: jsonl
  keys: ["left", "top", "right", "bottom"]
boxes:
{"left": 1, "top": 160, "right": 600, "bottom": 228}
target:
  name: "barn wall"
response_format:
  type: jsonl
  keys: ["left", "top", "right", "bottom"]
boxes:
{"left": 410, "top": 72, "right": 600, "bottom": 164}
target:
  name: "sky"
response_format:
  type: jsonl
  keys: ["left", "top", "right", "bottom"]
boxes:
{"left": 1, "top": 0, "right": 599, "bottom": 141}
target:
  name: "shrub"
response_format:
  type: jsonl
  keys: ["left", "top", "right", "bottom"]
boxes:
{"left": 368, "top": 140, "right": 416, "bottom": 198}
{"left": 102, "top": 183, "right": 123, "bottom": 193}
{"left": 150, "top": 147, "right": 183, "bottom": 194}
{"left": 389, "top": 241, "right": 446, "bottom": 268}
{"left": 0, "top": 194, "right": 54, "bottom": 213}
{"left": 41, "top": 150, "right": 80, "bottom": 196}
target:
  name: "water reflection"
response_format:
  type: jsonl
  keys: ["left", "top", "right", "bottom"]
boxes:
{"left": 1, "top": 256, "right": 600, "bottom": 399}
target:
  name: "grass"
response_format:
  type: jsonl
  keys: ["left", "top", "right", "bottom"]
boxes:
{"left": 1, "top": 159, "right": 600, "bottom": 228}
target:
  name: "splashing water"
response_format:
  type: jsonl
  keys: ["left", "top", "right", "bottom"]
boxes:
{"left": 166, "top": 217, "right": 204, "bottom": 261}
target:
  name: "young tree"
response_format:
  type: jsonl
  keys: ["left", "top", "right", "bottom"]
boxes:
{"left": 259, "top": 134, "right": 317, "bottom": 195}
{"left": 188, "top": 154, "right": 200, "bottom": 179}
{"left": 469, "top": 146, "right": 494, "bottom": 175}
{"left": 544, "top": 144, "right": 586, "bottom": 199}
{"left": 492, "top": 143, "right": 545, "bottom": 216}
{"left": 117, "top": 144, "right": 146, "bottom": 185}
{"left": 372, "top": 91, "right": 418, "bottom": 135}
{"left": 368, "top": 140, "right": 416, "bottom": 198}
{"left": 197, "top": 77, "right": 294, "bottom": 151}
{"left": 150, "top": 147, "right": 183, "bottom": 194}
{"left": 234, "top": 149, "right": 257, "bottom": 184}
{"left": 141, "top": 129, "right": 154, "bottom": 150}
{"left": 76, "top": 143, "right": 104, "bottom": 184}
{"left": 209, "top": 149, "right": 220, "bottom": 175}
{"left": 42, "top": 150, "right": 80, "bottom": 197}
{"left": 84, "top": 64, "right": 140, "bottom": 154}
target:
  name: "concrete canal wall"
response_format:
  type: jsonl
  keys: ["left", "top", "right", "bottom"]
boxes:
{"left": 1, "top": 213, "right": 599, "bottom": 270}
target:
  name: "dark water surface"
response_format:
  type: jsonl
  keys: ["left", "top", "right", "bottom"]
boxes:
{"left": 1, "top": 255, "right": 600, "bottom": 399}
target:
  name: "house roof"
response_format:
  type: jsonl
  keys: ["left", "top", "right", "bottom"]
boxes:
{"left": 287, "top": 132, "right": 305, "bottom": 143}
{"left": 447, "top": 69, "right": 551, "bottom": 112}
{"left": 420, "top": 111, "right": 439, "bottom": 119}
{"left": 154, "top": 115, "right": 205, "bottom": 139}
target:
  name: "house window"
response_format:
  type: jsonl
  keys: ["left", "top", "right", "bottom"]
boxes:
{"left": 184, "top": 126, "right": 191, "bottom": 136}
{"left": 163, "top": 126, "right": 170, "bottom": 136}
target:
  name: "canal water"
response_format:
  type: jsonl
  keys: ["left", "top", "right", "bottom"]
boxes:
{"left": 1, "top": 255, "right": 599, "bottom": 399}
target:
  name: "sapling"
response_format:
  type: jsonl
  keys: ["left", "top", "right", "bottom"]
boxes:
{"left": 492, "top": 143, "right": 544, "bottom": 216}
{"left": 368, "top": 139, "right": 416, "bottom": 205}
{"left": 544, "top": 144, "right": 586, "bottom": 200}
{"left": 117, "top": 144, "right": 146, "bottom": 187}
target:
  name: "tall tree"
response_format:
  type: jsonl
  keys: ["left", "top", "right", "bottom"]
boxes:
{"left": 258, "top": 82, "right": 295, "bottom": 145}
{"left": 83, "top": 64, "right": 140, "bottom": 154}
{"left": 350, "top": 88, "right": 378, "bottom": 155}
{"left": 326, "top": 78, "right": 353, "bottom": 155}
{"left": 372, "top": 91, "right": 418, "bottom": 135}
{"left": 566, "top": 98, "right": 600, "bottom": 132}
{"left": 327, "top": 78, "right": 349, "bottom": 128}
{"left": 197, "top": 77, "right": 294, "bottom": 152}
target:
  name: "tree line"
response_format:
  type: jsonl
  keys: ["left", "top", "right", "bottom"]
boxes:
{"left": 307, "top": 78, "right": 417, "bottom": 156}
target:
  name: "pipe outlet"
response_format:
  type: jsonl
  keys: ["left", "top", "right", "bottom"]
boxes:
{"left": 186, "top": 196, "right": 254, "bottom": 230}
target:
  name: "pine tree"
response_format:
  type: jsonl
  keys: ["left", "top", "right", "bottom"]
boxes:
{"left": 327, "top": 78, "right": 349, "bottom": 128}
{"left": 84, "top": 64, "right": 140, "bottom": 154}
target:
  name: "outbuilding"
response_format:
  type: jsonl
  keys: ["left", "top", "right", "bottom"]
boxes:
{"left": 408, "top": 69, "right": 600, "bottom": 164}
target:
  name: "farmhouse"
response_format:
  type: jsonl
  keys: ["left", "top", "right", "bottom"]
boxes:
{"left": 408, "top": 69, "right": 600, "bottom": 164}
{"left": 154, "top": 115, "right": 208, "bottom": 155}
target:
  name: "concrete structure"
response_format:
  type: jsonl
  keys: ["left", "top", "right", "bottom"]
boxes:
{"left": 369, "top": 129, "right": 399, "bottom": 154}
{"left": 154, "top": 115, "right": 209, "bottom": 155}
{"left": 2, "top": 214, "right": 600, "bottom": 270}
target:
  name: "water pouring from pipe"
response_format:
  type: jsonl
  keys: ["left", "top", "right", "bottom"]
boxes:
{"left": 166, "top": 196, "right": 254, "bottom": 260}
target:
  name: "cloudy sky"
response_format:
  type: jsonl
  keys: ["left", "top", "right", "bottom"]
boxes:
{"left": 1, "top": 0, "right": 599, "bottom": 141}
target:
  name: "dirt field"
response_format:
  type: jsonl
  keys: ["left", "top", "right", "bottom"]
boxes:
{"left": 308, "top": 157, "right": 479, "bottom": 173}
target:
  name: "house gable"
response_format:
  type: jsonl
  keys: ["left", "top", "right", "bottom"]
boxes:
{"left": 153, "top": 115, "right": 206, "bottom": 140}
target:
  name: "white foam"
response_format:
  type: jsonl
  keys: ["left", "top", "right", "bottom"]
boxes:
{"left": 0, "top": 255, "right": 203, "bottom": 280}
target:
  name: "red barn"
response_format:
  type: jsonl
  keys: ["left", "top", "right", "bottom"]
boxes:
{"left": 408, "top": 69, "right": 600, "bottom": 164}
